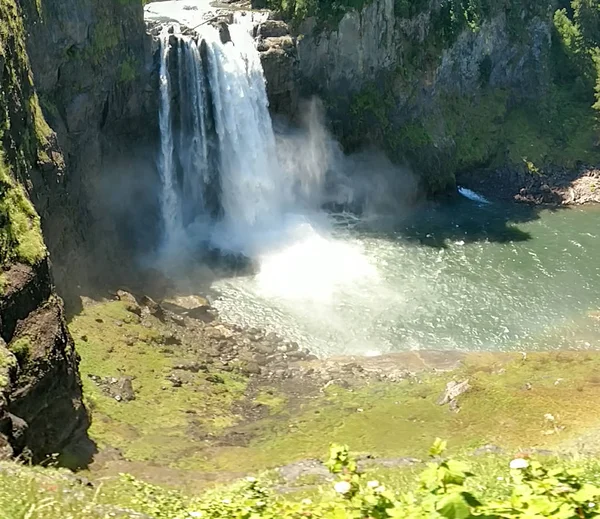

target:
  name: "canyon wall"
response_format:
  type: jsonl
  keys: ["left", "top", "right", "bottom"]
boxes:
{"left": 262, "top": 0, "right": 599, "bottom": 194}
{"left": 19, "top": 0, "right": 160, "bottom": 303}
{"left": 0, "top": 0, "right": 91, "bottom": 466}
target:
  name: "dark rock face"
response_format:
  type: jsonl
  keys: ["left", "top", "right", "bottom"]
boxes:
{"left": 0, "top": 0, "right": 93, "bottom": 468}
{"left": 288, "top": 0, "right": 554, "bottom": 194}
{"left": 256, "top": 21, "right": 299, "bottom": 117}
{"left": 0, "top": 260, "right": 93, "bottom": 467}
{"left": 19, "top": 0, "right": 160, "bottom": 305}
{"left": 257, "top": 20, "right": 290, "bottom": 38}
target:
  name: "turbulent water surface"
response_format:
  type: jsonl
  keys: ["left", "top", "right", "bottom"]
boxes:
{"left": 211, "top": 202, "right": 600, "bottom": 356}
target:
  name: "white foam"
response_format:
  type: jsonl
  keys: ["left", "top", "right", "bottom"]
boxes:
{"left": 458, "top": 187, "right": 491, "bottom": 204}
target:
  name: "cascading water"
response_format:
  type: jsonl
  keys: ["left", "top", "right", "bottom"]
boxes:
{"left": 157, "top": 26, "right": 181, "bottom": 241}
{"left": 155, "top": 16, "right": 304, "bottom": 250}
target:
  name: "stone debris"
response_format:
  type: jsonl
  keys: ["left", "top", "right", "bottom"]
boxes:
{"left": 88, "top": 375, "right": 136, "bottom": 402}
{"left": 437, "top": 379, "right": 471, "bottom": 407}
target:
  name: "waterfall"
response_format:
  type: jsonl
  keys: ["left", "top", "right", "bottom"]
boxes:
{"left": 157, "top": 27, "right": 181, "bottom": 242}
{"left": 203, "top": 19, "right": 290, "bottom": 253}
{"left": 155, "top": 15, "right": 302, "bottom": 254}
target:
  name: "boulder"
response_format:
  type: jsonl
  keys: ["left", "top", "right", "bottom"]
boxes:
{"left": 257, "top": 20, "right": 289, "bottom": 38}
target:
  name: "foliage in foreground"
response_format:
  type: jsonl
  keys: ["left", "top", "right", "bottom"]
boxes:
{"left": 3, "top": 441, "right": 600, "bottom": 518}
{"left": 167, "top": 441, "right": 600, "bottom": 519}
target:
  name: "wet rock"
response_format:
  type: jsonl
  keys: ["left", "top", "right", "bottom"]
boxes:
{"left": 255, "top": 343, "right": 275, "bottom": 355}
{"left": 437, "top": 380, "right": 470, "bottom": 406}
{"left": 217, "top": 21, "right": 231, "bottom": 44}
{"left": 170, "top": 314, "right": 186, "bottom": 327}
{"left": 205, "top": 325, "right": 234, "bottom": 340}
{"left": 162, "top": 296, "right": 215, "bottom": 323}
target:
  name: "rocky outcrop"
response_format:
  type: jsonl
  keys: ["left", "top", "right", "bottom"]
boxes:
{"left": 0, "top": 0, "right": 92, "bottom": 467}
{"left": 18, "top": 0, "right": 160, "bottom": 304}
{"left": 256, "top": 19, "right": 299, "bottom": 117}
{"left": 260, "top": 0, "right": 558, "bottom": 194}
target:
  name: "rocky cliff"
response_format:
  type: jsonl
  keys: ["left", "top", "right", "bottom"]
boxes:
{"left": 0, "top": 0, "right": 91, "bottom": 466}
{"left": 18, "top": 0, "right": 159, "bottom": 304}
{"left": 262, "top": 0, "right": 600, "bottom": 195}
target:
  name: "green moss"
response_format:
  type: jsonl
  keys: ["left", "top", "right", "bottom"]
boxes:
{"left": 0, "top": 152, "right": 46, "bottom": 265}
{"left": 118, "top": 57, "right": 137, "bottom": 83}
{"left": 254, "top": 390, "right": 288, "bottom": 415}
{"left": 9, "top": 336, "right": 32, "bottom": 365}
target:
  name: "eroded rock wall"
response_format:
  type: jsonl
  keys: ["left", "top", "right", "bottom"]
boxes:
{"left": 0, "top": 0, "right": 91, "bottom": 466}
{"left": 19, "top": 0, "right": 160, "bottom": 303}
{"left": 264, "top": 0, "right": 559, "bottom": 193}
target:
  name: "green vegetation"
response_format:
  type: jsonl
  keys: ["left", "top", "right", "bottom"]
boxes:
{"left": 0, "top": 151, "right": 46, "bottom": 265}
{"left": 118, "top": 57, "right": 138, "bottom": 83}
{"left": 9, "top": 336, "right": 32, "bottom": 365}
{"left": 554, "top": 0, "right": 600, "bottom": 112}
{"left": 70, "top": 301, "right": 248, "bottom": 468}
{"left": 186, "top": 351, "right": 600, "bottom": 474}
{"left": 2, "top": 443, "right": 600, "bottom": 518}
{"left": 264, "top": 0, "right": 372, "bottom": 28}
{"left": 69, "top": 302, "right": 600, "bottom": 478}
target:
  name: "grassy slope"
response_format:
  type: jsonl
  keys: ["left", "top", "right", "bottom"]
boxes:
{"left": 65, "top": 301, "right": 600, "bottom": 481}
{"left": 70, "top": 301, "right": 248, "bottom": 468}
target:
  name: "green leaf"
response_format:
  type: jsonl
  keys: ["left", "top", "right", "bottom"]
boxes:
{"left": 436, "top": 492, "right": 472, "bottom": 519}
{"left": 429, "top": 438, "right": 448, "bottom": 457}
{"left": 573, "top": 483, "right": 600, "bottom": 503}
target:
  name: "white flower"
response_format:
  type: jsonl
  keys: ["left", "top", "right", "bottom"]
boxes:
{"left": 367, "top": 480, "right": 380, "bottom": 488}
{"left": 246, "top": 477, "right": 257, "bottom": 483}
{"left": 221, "top": 498, "right": 231, "bottom": 505}
{"left": 509, "top": 458, "right": 529, "bottom": 470}
{"left": 544, "top": 413, "right": 555, "bottom": 422}
{"left": 301, "top": 498, "right": 313, "bottom": 505}
{"left": 334, "top": 481, "right": 352, "bottom": 494}
{"left": 189, "top": 513, "right": 202, "bottom": 518}
{"left": 375, "top": 485, "right": 386, "bottom": 494}
{"left": 497, "top": 476, "right": 504, "bottom": 481}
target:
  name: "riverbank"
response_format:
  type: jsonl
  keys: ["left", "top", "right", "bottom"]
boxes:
{"left": 66, "top": 292, "right": 600, "bottom": 492}
{"left": 458, "top": 164, "right": 600, "bottom": 206}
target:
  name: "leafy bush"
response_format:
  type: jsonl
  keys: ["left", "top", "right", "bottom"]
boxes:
{"left": 103, "top": 440, "right": 600, "bottom": 518}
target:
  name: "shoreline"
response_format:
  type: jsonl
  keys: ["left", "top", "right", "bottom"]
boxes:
{"left": 457, "top": 164, "right": 600, "bottom": 206}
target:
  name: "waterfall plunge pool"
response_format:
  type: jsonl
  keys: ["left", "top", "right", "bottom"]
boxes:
{"left": 209, "top": 200, "right": 600, "bottom": 357}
